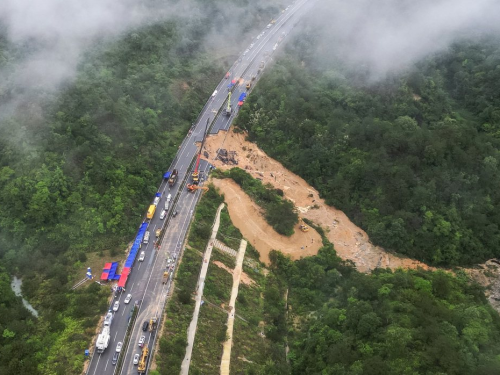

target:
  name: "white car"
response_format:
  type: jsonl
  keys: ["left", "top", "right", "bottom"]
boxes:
{"left": 138, "top": 335, "right": 146, "bottom": 347}
{"left": 133, "top": 353, "right": 140, "bottom": 365}
{"left": 139, "top": 251, "right": 145, "bottom": 262}
{"left": 124, "top": 294, "right": 132, "bottom": 304}
{"left": 116, "top": 342, "right": 123, "bottom": 352}
{"left": 113, "top": 301, "right": 120, "bottom": 312}
{"left": 250, "top": 43, "right": 254, "bottom": 48}
{"left": 160, "top": 210, "right": 166, "bottom": 220}
{"left": 266, "top": 23, "right": 272, "bottom": 29}
{"left": 211, "top": 90, "right": 218, "bottom": 98}
{"left": 243, "top": 49, "right": 249, "bottom": 56}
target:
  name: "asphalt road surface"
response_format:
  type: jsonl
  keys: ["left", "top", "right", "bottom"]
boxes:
{"left": 85, "top": 1, "right": 314, "bottom": 374}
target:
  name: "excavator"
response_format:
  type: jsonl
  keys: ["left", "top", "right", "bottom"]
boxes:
{"left": 187, "top": 184, "right": 209, "bottom": 194}
{"left": 299, "top": 219, "right": 309, "bottom": 232}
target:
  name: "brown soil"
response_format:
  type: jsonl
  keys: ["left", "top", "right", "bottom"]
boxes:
{"left": 204, "top": 129, "right": 433, "bottom": 272}
{"left": 213, "top": 260, "right": 256, "bottom": 286}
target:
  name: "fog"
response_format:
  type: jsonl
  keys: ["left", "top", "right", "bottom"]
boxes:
{"left": 310, "top": 0, "right": 500, "bottom": 80}
{"left": 0, "top": 0, "right": 283, "bottom": 119}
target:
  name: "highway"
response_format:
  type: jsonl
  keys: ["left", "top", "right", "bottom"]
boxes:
{"left": 85, "top": 1, "right": 314, "bottom": 374}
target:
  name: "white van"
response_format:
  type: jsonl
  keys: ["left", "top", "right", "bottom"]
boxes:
{"left": 164, "top": 202, "right": 170, "bottom": 211}
{"left": 139, "top": 251, "right": 145, "bottom": 262}
{"left": 143, "top": 231, "right": 150, "bottom": 244}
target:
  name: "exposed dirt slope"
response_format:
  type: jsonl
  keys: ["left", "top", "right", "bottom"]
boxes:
{"left": 205, "top": 129, "right": 432, "bottom": 272}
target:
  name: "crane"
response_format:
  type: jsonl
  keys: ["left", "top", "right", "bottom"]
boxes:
{"left": 224, "top": 92, "right": 232, "bottom": 116}
{"left": 191, "top": 118, "right": 209, "bottom": 187}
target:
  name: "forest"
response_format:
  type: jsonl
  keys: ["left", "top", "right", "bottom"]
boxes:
{"left": 237, "top": 34, "right": 500, "bottom": 266}
{"left": 0, "top": 0, "right": 285, "bottom": 373}
{"left": 270, "top": 243, "right": 500, "bottom": 375}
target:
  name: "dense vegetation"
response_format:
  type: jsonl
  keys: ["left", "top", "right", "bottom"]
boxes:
{"left": 215, "top": 168, "right": 298, "bottom": 236}
{"left": 237, "top": 35, "right": 500, "bottom": 266}
{"left": 0, "top": 0, "right": 286, "bottom": 371}
{"left": 269, "top": 242, "right": 500, "bottom": 375}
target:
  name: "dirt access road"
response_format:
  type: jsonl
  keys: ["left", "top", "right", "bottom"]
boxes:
{"left": 204, "top": 129, "right": 432, "bottom": 273}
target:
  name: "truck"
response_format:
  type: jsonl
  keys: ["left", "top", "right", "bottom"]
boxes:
{"left": 162, "top": 271, "right": 169, "bottom": 284}
{"left": 153, "top": 192, "right": 161, "bottom": 207}
{"left": 103, "top": 312, "right": 113, "bottom": 327}
{"left": 238, "top": 92, "right": 247, "bottom": 107}
{"left": 137, "top": 347, "right": 149, "bottom": 373}
{"left": 149, "top": 317, "right": 157, "bottom": 332}
{"left": 168, "top": 169, "right": 178, "bottom": 186}
{"left": 96, "top": 326, "right": 110, "bottom": 353}
{"left": 147, "top": 205, "right": 156, "bottom": 220}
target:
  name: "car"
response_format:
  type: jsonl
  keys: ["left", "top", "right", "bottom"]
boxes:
{"left": 124, "top": 294, "right": 132, "bottom": 304}
{"left": 211, "top": 90, "right": 218, "bottom": 98}
{"left": 133, "top": 353, "right": 140, "bottom": 365}
{"left": 138, "top": 335, "right": 146, "bottom": 347}
{"left": 243, "top": 49, "right": 249, "bottom": 56}
{"left": 116, "top": 341, "right": 123, "bottom": 352}
{"left": 142, "top": 321, "right": 149, "bottom": 331}
{"left": 225, "top": 72, "right": 230, "bottom": 79}
{"left": 143, "top": 231, "right": 150, "bottom": 244}
{"left": 266, "top": 23, "right": 272, "bottom": 29}
{"left": 250, "top": 43, "right": 254, "bottom": 48}
{"left": 172, "top": 210, "right": 178, "bottom": 217}
{"left": 113, "top": 301, "right": 120, "bottom": 312}
{"left": 155, "top": 228, "right": 161, "bottom": 237}
{"left": 160, "top": 210, "right": 166, "bottom": 220}
{"left": 112, "top": 351, "right": 119, "bottom": 365}
{"left": 256, "top": 34, "right": 261, "bottom": 40}
{"left": 139, "top": 251, "right": 145, "bottom": 262}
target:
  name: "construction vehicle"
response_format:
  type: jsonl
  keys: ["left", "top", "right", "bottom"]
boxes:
{"left": 96, "top": 326, "right": 110, "bottom": 353}
{"left": 137, "top": 347, "right": 149, "bottom": 373}
{"left": 246, "top": 81, "right": 251, "bottom": 90}
{"left": 190, "top": 119, "right": 209, "bottom": 187}
{"left": 224, "top": 92, "right": 232, "bottom": 116}
{"left": 155, "top": 228, "right": 161, "bottom": 237}
{"left": 162, "top": 271, "right": 169, "bottom": 284}
{"left": 147, "top": 205, "right": 156, "bottom": 220}
{"left": 168, "top": 169, "right": 178, "bottom": 187}
{"left": 149, "top": 317, "right": 157, "bottom": 332}
{"left": 299, "top": 219, "right": 309, "bottom": 232}
{"left": 187, "top": 184, "right": 209, "bottom": 194}
{"left": 153, "top": 192, "right": 161, "bottom": 207}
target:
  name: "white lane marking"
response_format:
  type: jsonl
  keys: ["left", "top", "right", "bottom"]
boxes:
{"left": 91, "top": 354, "right": 101, "bottom": 375}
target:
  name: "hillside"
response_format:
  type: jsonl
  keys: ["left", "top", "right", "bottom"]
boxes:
{"left": 237, "top": 33, "right": 500, "bottom": 266}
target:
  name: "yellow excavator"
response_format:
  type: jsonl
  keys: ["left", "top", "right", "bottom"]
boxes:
{"left": 299, "top": 219, "right": 309, "bottom": 232}
{"left": 187, "top": 185, "right": 209, "bottom": 194}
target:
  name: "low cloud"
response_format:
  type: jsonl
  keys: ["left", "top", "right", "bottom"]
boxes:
{"left": 310, "top": 0, "right": 500, "bottom": 79}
